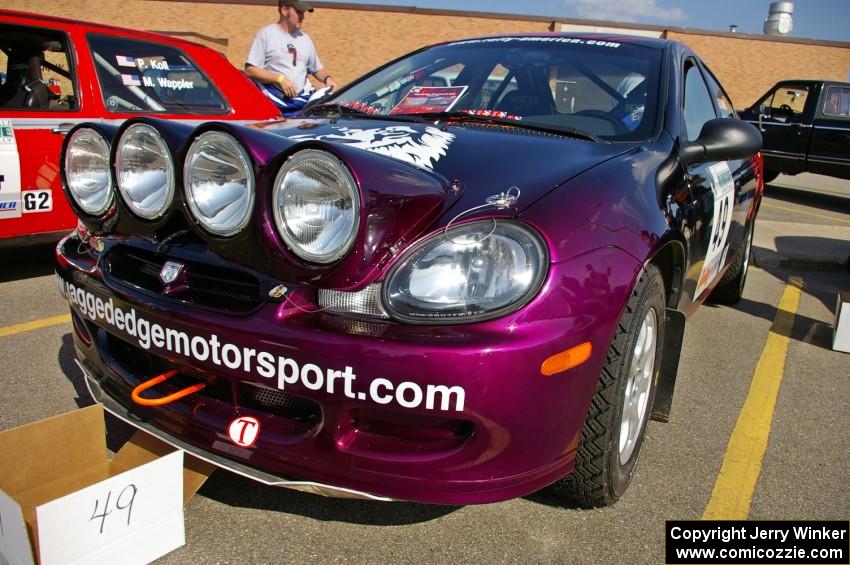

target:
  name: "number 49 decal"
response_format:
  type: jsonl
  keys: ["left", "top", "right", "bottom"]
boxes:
{"left": 22, "top": 189, "right": 52, "bottom": 213}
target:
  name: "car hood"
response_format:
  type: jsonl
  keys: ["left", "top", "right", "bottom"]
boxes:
{"left": 201, "top": 116, "right": 635, "bottom": 289}
{"left": 257, "top": 117, "right": 632, "bottom": 215}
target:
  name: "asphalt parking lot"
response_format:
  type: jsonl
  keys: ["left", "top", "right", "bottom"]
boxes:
{"left": 0, "top": 174, "right": 848, "bottom": 564}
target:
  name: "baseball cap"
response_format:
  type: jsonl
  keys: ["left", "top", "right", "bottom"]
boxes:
{"left": 279, "top": 0, "right": 314, "bottom": 12}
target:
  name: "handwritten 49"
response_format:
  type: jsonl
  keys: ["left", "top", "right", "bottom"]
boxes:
{"left": 90, "top": 484, "right": 137, "bottom": 534}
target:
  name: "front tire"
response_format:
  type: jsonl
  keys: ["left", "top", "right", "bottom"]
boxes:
{"left": 550, "top": 264, "right": 665, "bottom": 507}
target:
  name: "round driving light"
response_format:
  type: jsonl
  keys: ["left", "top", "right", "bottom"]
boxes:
{"left": 272, "top": 150, "right": 360, "bottom": 264}
{"left": 64, "top": 128, "right": 113, "bottom": 216}
{"left": 115, "top": 123, "right": 175, "bottom": 220}
{"left": 183, "top": 131, "right": 255, "bottom": 236}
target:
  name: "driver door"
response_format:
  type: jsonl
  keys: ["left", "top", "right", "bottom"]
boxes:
{"left": 0, "top": 21, "right": 82, "bottom": 243}
{"left": 680, "top": 60, "right": 742, "bottom": 302}
{"left": 756, "top": 82, "right": 812, "bottom": 174}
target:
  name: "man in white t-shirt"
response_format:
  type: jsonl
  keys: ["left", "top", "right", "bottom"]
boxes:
{"left": 245, "top": 0, "right": 336, "bottom": 115}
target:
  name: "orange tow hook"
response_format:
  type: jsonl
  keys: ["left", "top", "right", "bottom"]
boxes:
{"left": 130, "top": 370, "right": 206, "bottom": 407}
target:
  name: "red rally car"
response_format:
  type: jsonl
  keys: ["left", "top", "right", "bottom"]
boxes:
{"left": 0, "top": 9, "right": 280, "bottom": 247}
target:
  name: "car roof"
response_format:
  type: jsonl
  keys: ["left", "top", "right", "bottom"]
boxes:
{"left": 0, "top": 9, "right": 208, "bottom": 50}
{"left": 439, "top": 32, "right": 670, "bottom": 50}
{"left": 774, "top": 79, "right": 850, "bottom": 88}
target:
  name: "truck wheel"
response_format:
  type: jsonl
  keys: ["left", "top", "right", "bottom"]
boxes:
{"left": 550, "top": 265, "right": 665, "bottom": 507}
{"left": 763, "top": 169, "right": 779, "bottom": 184}
{"left": 709, "top": 222, "right": 754, "bottom": 305}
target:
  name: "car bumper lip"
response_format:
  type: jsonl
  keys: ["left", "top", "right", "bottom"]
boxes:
{"left": 56, "top": 251, "right": 608, "bottom": 504}
{"left": 77, "top": 359, "right": 393, "bottom": 501}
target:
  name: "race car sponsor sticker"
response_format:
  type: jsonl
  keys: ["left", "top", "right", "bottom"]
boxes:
{"left": 290, "top": 125, "right": 455, "bottom": 170}
{"left": 22, "top": 189, "right": 53, "bottom": 214}
{"left": 0, "top": 120, "right": 22, "bottom": 220}
{"left": 58, "top": 274, "right": 467, "bottom": 413}
{"left": 228, "top": 416, "right": 260, "bottom": 448}
{"left": 695, "top": 161, "right": 735, "bottom": 298}
{"left": 449, "top": 37, "right": 621, "bottom": 48}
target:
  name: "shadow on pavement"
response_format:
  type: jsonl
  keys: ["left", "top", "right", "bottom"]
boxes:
{"left": 198, "top": 470, "right": 461, "bottom": 525}
{"left": 522, "top": 488, "right": 590, "bottom": 510}
{"left": 711, "top": 260, "right": 850, "bottom": 351}
{"left": 0, "top": 242, "right": 58, "bottom": 283}
{"left": 706, "top": 296, "right": 834, "bottom": 350}
{"left": 771, "top": 235, "right": 849, "bottom": 270}
{"left": 765, "top": 183, "right": 850, "bottom": 213}
{"left": 58, "top": 332, "right": 137, "bottom": 452}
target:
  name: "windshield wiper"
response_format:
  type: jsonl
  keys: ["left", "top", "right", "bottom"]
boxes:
{"left": 396, "top": 111, "right": 605, "bottom": 142}
{"left": 299, "top": 103, "right": 433, "bottom": 124}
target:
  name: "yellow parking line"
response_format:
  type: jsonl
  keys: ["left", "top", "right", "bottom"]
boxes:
{"left": 762, "top": 201, "right": 850, "bottom": 225}
{"left": 0, "top": 314, "right": 71, "bottom": 338}
{"left": 702, "top": 276, "right": 802, "bottom": 520}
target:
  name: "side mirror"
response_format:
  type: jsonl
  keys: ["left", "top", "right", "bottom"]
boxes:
{"left": 680, "top": 118, "right": 762, "bottom": 166}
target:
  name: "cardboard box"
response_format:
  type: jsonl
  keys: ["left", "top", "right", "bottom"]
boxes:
{"left": 0, "top": 405, "right": 214, "bottom": 565}
{"left": 834, "top": 291, "right": 850, "bottom": 353}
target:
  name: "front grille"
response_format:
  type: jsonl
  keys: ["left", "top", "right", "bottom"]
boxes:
{"left": 104, "top": 244, "right": 263, "bottom": 312}
{"left": 239, "top": 384, "right": 320, "bottom": 422}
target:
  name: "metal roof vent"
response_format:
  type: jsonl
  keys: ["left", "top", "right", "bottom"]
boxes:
{"left": 764, "top": 2, "right": 794, "bottom": 36}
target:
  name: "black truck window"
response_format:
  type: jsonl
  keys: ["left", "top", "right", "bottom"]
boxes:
{"left": 759, "top": 84, "right": 809, "bottom": 119}
{"left": 822, "top": 86, "right": 850, "bottom": 117}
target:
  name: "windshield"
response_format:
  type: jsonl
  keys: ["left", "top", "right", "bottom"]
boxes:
{"left": 327, "top": 37, "right": 662, "bottom": 141}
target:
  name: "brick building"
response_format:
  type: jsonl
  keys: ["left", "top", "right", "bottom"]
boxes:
{"left": 6, "top": 0, "right": 850, "bottom": 107}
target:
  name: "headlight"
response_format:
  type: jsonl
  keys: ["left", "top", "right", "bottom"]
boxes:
{"left": 383, "top": 221, "right": 547, "bottom": 323}
{"left": 64, "top": 128, "right": 113, "bottom": 216}
{"left": 183, "top": 131, "right": 254, "bottom": 236}
{"left": 272, "top": 150, "right": 360, "bottom": 264}
{"left": 115, "top": 124, "right": 175, "bottom": 220}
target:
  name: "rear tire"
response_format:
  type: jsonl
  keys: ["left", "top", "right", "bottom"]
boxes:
{"left": 549, "top": 265, "right": 665, "bottom": 507}
{"left": 709, "top": 223, "right": 754, "bottom": 305}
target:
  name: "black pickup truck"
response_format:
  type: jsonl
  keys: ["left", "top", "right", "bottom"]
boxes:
{"left": 739, "top": 80, "right": 850, "bottom": 182}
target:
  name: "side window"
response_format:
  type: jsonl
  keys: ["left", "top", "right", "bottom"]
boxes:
{"left": 0, "top": 24, "right": 78, "bottom": 111}
{"left": 683, "top": 63, "right": 717, "bottom": 140}
{"left": 822, "top": 86, "right": 850, "bottom": 118}
{"left": 702, "top": 65, "right": 736, "bottom": 119}
{"left": 87, "top": 34, "right": 228, "bottom": 114}
{"left": 759, "top": 83, "right": 809, "bottom": 120}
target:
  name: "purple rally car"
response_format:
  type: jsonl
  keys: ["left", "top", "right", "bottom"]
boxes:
{"left": 55, "top": 34, "right": 763, "bottom": 506}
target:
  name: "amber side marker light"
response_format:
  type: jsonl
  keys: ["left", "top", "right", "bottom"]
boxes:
{"left": 540, "top": 342, "right": 593, "bottom": 376}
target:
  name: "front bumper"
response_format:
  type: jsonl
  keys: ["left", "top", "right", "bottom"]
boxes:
{"left": 56, "top": 234, "right": 637, "bottom": 504}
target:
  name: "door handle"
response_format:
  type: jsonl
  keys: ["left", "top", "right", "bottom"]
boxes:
{"left": 51, "top": 123, "right": 75, "bottom": 135}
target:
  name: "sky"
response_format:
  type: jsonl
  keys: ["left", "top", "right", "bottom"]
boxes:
{"left": 313, "top": 0, "right": 850, "bottom": 43}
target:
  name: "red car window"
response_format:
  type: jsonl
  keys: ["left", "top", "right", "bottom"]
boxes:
{"left": 0, "top": 23, "right": 78, "bottom": 112}
{"left": 87, "top": 33, "right": 229, "bottom": 114}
